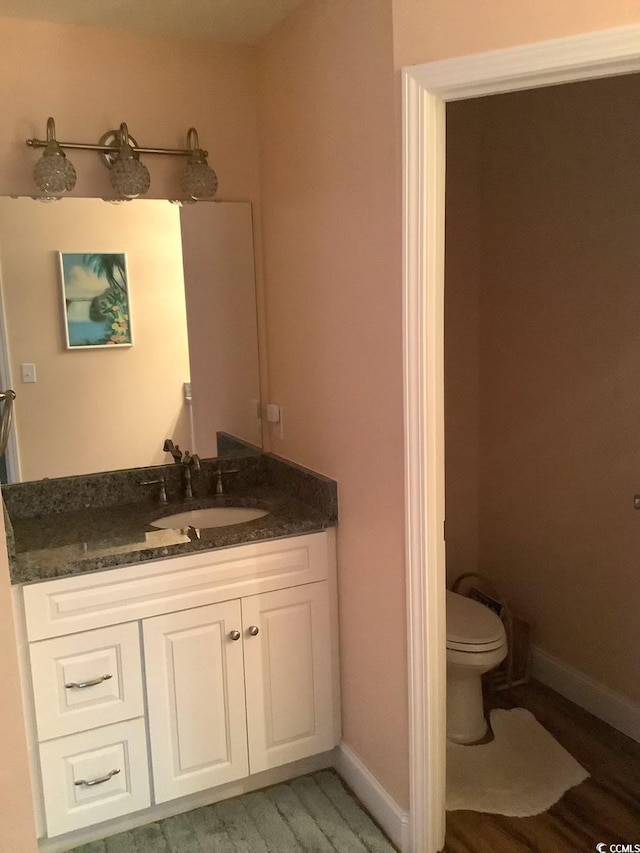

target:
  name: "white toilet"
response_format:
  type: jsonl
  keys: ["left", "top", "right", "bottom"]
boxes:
{"left": 446, "top": 590, "right": 508, "bottom": 744}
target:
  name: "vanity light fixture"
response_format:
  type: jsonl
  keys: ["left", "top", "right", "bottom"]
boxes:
{"left": 26, "top": 118, "right": 218, "bottom": 201}
{"left": 32, "top": 117, "right": 77, "bottom": 200}
{"left": 105, "top": 123, "right": 151, "bottom": 200}
{"left": 180, "top": 128, "right": 218, "bottom": 201}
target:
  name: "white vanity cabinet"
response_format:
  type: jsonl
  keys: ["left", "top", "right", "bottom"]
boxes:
{"left": 17, "top": 531, "right": 339, "bottom": 841}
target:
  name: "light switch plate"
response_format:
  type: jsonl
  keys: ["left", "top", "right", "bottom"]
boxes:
{"left": 266, "top": 403, "right": 280, "bottom": 423}
{"left": 21, "top": 363, "right": 36, "bottom": 383}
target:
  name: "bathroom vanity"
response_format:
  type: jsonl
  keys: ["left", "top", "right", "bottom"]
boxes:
{"left": 6, "top": 454, "right": 339, "bottom": 849}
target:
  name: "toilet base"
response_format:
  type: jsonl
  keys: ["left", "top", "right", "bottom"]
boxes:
{"left": 447, "top": 669, "right": 488, "bottom": 744}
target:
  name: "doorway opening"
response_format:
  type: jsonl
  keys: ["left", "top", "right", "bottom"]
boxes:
{"left": 402, "top": 26, "right": 640, "bottom": 853}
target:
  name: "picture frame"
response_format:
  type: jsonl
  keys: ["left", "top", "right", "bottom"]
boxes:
{"left": 58, "top": 252, "right": 133, "bottom": 349}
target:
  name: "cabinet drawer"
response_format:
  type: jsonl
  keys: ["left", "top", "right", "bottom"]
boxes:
{"left": 29, "top": 622, "right": 144, "bottom": 740}
{"left": 39, "top": 718, "right": 150, "bottom": 837}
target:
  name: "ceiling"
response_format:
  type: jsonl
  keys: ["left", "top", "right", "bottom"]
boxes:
{"left": 0, "top": 0, "right": 306, "bottom": 45}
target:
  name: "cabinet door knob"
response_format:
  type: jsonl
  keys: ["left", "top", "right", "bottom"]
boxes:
{"left": 248, "top": 625, "right": 260, "bottom": 637}
{"left": 74, "top": 768, "right": 121, "bottom": 787}
{"left": 65, "top": 674, "right": 113, "bottom": 690}
{"left": 229, "top": 630, "right": 241, "bottom": 641}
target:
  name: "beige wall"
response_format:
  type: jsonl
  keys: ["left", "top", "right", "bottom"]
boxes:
{"left": 0, "top": 18, "right": 262, "bottom": 845}
{"left": 257, "top": 0, "right": 408, "bottom": 807}
{"left": 392, "top": 0, "right": 640, "bottom": 66}
{"left": 446, "top": 75, "right": 640, "bottom": 703}
{"left": 0, "top": 198, "right": 191, "bottom": 480}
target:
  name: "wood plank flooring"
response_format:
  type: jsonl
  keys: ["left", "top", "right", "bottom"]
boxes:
{"left": 444, "top": 680, "right": 640, "bottom": 852}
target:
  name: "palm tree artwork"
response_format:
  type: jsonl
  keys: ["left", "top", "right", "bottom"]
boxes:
{"left": 60, "top": 252, "right": 132, "bottom": 348}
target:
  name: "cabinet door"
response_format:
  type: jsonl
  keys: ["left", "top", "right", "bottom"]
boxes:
{"left": 242, "top": 582, "right": 336, "bottom": 773}
{"left": 143, "top": 600, "right": 248, "bottom": 803}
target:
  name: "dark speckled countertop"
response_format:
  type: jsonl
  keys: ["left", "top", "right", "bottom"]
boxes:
{"left": 5, "top": 453, "right": 338, "bottom": 585}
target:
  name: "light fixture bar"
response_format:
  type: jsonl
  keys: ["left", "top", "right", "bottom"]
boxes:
{"left": 26, "top": 119, "right": 218, "bottom": 201}
{"left": 26, "top": 138, "right": 207, "bottom": 158}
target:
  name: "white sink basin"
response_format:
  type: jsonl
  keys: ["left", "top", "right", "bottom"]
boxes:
{"left": 151, "top": 506, "right": 269, "bottom": 530}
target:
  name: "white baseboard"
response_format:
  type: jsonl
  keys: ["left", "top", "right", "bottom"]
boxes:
{"left": 334, "top": 742, "right": 410, "bottom": 852}
{"left": 532, "top": 645, "right": 640, "bottom": 744}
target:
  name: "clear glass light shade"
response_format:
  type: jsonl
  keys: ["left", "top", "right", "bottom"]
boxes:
{"left": 180, "top": 155, "right": 218, "bottom": 201}
{"left": 110, "top": 146, "right": 150, "bottom": 199}
{"left": 33, "top": 142, "right": 76, "bottom": 196}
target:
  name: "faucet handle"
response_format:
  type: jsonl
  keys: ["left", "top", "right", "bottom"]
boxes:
{"left": 140, "top": 478, "right": 168, "bottom": 505}
{"left": 213, "top": 467, "right": 240, "bottom": 495}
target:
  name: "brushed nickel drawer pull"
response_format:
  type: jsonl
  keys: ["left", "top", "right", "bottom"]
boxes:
{"left": 65, "top": 674, "right": 113, "bottom": 690}
{"left": 74, "top": 768, "right": 121, "bottom": 787}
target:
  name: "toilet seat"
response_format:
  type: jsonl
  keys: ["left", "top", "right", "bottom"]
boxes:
{"left": 446, "top": 636, "right": 506, "bottom": 653}
{"left": 446, "top": 590, "right": 506, "bottom": 652}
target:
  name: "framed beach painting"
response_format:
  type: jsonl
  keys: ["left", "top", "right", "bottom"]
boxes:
{"left": 59, "top": 252, "right": 133, "bottom": 348}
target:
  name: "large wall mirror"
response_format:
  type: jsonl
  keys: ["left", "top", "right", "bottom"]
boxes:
{"left": 0, "top": 197, "right": 262, "bottom": 483}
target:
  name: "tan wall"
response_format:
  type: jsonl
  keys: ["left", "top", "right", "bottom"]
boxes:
{"left": 257, "top": 0, "right": 408, "bottom": 807}
{"left": 0, "top": 198, "right": 191, "bottom": 480}
{"left": 392, "top": 0, "right": 640, "bottom": 66}
{"left": 447, "top": 75, "right": 640, "bottom": 704}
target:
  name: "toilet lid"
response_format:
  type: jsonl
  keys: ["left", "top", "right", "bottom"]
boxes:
{"left": 446, "top": 590, "right": 506, "bottom": 649}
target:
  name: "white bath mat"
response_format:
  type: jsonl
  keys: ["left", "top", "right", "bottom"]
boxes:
{"left": 446, "top": 707, "right": 589, "bottom": 817}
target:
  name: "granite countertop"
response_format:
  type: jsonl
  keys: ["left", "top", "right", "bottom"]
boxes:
{"left": 10, "top": 488, "right": 334, "bottom": 585}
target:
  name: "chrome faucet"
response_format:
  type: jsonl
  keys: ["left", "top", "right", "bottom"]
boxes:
{"left": 182, "top": 451, "right": 201, "bottom": 500}
{"left": 163, "top": 438, "right": 183, "bottom": 463}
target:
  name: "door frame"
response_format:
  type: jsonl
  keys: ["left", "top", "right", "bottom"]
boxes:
{"left": 0, "top": 267, "right": 20, "bottom": 482}
{"left": 402, "top": 25, "right": 640, "bottom": 853}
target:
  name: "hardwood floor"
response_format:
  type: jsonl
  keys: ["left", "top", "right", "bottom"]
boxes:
{"left": 444, "top": 680, "right": 640, "bottom": 852}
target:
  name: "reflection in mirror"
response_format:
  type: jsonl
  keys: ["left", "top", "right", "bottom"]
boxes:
{"left": 0, "top": 197, "right": 261, "bottom": 483}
